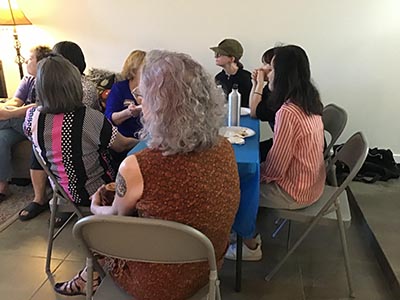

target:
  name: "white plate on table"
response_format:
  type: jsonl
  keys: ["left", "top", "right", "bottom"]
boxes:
{"left": 219, "top": 126, "right": 256, "bottom": 139}
{"left": 240, "top": 107, "right": 250, "bottom": 116}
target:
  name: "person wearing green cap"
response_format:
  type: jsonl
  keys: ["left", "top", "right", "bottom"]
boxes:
{"left": 210, "top": 38, "right": 252, "bottom": 107}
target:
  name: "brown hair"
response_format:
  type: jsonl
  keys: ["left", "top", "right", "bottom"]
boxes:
{"left": 36, "top": 55, "right": 83, "bottom": 114}
{"left": 30, "top": 45, "right": 52, "bottom": 62}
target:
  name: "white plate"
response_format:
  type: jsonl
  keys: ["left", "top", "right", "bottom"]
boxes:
{"left": 240, "top": 107, "right": 250, "bottom": 116}
{"left": 219, "top": 126, "right": 256, "bottom": 139}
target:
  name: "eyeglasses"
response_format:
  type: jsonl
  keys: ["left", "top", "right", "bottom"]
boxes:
{"left": 131, "top": 87, "right": 142, "bottom": 99}
{"left": 214, "top": 53, "right": 226, "bottom": 58}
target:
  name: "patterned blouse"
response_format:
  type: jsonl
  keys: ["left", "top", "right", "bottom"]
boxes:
{"left": 23, "top": 106, "right": 118, "bottom": 205}
{"left": 109, "top": 137, "right": 240, "bottom": 300}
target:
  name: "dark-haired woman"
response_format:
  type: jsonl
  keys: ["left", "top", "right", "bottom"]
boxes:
{"left": 53, "top": 41, "right": 99, "bottom": 110}
{"left": 225, "top": 45, "right": 326, "bottom": 261}
{"left": 249, "top": 47, "right": 277, "bottom": 162}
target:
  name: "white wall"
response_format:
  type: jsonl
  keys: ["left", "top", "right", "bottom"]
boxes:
{"left": 1, "top": 0, "right": 399, "bottom": 154}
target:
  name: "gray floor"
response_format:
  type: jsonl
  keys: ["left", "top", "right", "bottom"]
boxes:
{"left": 350, "top": 180, "right": 400, "bottom": 295}
{"left": 0, "top": 194, "right": 396, "bottom": 300}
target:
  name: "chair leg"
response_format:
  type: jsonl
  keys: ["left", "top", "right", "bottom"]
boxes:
{"left": 272, "top": 219, "right": 288, "bottom": 239}
{"left": 265, "top": 205, "right": 331, "bottom": 281}
{"left": 235, "top": 235, "right": 243, "bottom": 292}
{"left": 86, "top": 257, "right": 93, "bottom": 300}
{"left": 46, "top": 192, "right": 59, "bottom": 274}
{"left": 286, "top": 220, "right": 292, "bottom": 251}
{"left": 335, "top": 201, "right": 355, "bottom": 298}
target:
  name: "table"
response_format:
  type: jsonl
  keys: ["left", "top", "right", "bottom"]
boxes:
{"left": 230, "top": 115, "right": 260, "bottom": 292}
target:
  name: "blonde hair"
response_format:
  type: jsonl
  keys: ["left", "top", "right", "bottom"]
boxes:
{"left": 121, "top": 50, "right": 146, "bottom": 80}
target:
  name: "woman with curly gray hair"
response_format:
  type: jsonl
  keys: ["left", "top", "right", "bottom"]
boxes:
{"left": 59, "top": 50, "right": 241, "bottom": 299}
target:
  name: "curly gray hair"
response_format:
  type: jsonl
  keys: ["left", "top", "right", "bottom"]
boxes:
{"left": 139, "top": 50, "right": 225, "bottom": 155}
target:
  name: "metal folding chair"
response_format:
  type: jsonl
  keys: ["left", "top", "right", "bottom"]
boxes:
{"left": 74, "top": 215, "right": 222, "bottom": 300}
{"left": 32, "top": 147, "right": 89, "bottom": 274}
{"left": 263, "top": 132, "right": 368, "bottom": 298}
{"left": 272, "top": 103, "right": 348, "bottom": 240}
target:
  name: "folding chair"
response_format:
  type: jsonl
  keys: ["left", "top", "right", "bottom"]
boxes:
{"left": 73, "top": 215, "right": 222, "bottom": 300}
{"left": 272, "top": 103, "right": 348, "bottom": 239}
{"left": 32, "top": 147, "right": 89, "bottom": 274}
{"left": 322, "top": 103, "right": 348, "bottom": 159}
{"left": 263, "top": 132, "right": 368, "bottom": 298}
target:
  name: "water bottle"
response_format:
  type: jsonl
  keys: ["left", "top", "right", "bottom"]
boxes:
{"left": 228, "top": 84, "right": 241, "bottom": 127}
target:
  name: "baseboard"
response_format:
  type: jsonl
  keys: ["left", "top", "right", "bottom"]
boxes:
{"left": 394, "top": 154, "right": 400, "bottom": 164}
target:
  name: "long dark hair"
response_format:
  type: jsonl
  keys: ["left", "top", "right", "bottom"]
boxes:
{"left": 269, "top": 45, "right": 323, "bottom": 115}
{"left": 52, "top": 41, "right": 86, "bottom": 74}
{"left": 261, "top": 47, "right": 275, "bottom": 64}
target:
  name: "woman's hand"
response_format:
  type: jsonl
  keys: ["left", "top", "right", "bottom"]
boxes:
{"left": 127, "top": 103, "right": 142, "bottom": 117}
{"left": 90, "top": 185, "right": 104, "bottom": 215}
{"left": 251, "top": 69, "right": 259, "bottom": 85}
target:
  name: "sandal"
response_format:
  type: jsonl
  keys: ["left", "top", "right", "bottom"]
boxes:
{"left": 19, "top": 202, "right": 49, "bottom": 221}
{"left": 54, "top": 269, "right": 101, "bottom": 296}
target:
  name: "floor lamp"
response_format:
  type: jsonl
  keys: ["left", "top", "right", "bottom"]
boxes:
{"left": 0, "top": 0, "right": 32, "bottom": 79}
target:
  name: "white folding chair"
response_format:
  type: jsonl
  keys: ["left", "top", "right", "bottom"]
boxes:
{"left": 74, "top": 215, "right": 222, "bottom": 300}
{"left": 32, "top": 147, "right": 89, "bottom": 274}
{"left": 262, "top": 132, "right": 368, "bottom": 298}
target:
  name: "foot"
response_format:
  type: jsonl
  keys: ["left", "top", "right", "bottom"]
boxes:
{"left": 225, "top": 235, "right": 262, "bottom": 261}
{"left": 0, "top": 181, "right": 10, "bottom": 202}
{"left": 19, "top": 201, "right": 49, "bottom": 221}
{"left": 54, "top": 269, "right": 101, "bottom": 296}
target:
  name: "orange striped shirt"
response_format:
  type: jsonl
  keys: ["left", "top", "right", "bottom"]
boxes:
{"left": 261, "top": 102, "right": 325, "bottom": 204}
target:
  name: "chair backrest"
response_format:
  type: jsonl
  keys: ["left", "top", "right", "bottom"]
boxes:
{"left": 74, "top": 215, "right": 218, "bottom": 268}
{"left": 323, "top": 104, "right": 348, "bottom": 158}
{"left": 32, "top": 146, "right": 77, "bottom": 206}
{"left": 328, "top": 132, "right": 368, "bottom": 195}
{"left": 74, "top": 215, "right": 220, "bottom": 299}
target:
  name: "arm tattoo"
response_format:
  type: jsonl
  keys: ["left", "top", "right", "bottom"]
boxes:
{"left": 115, "top": 172, "right": 127, "bottom": 197}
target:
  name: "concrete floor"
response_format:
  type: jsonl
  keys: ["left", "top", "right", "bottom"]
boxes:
{"left": 0, "top": 193, "right": 396, "bottom": 300}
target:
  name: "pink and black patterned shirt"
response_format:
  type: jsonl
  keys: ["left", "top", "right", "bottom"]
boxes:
{"left": 24, "top": 106, "right": 118, "bottom": 205}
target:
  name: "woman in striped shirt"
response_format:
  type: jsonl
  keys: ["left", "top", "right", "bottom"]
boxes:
{"left": 226, "top": 45, "right": 326, "bottom": 261}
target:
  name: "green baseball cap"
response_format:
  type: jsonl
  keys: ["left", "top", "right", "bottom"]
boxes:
{"left": 210, "top": 38, "right": 244, "bottom": 60}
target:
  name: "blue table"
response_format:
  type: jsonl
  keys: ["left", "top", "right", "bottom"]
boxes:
{"left": 232, "top": 116, "right": 260, "bottom": 239}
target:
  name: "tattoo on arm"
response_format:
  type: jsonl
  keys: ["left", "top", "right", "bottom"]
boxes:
{"left": 115, "top": 172, "right": 127, "bottom": 197}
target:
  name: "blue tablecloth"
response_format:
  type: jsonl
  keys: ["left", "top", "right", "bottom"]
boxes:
{"left": 231, "top": 116, "right": 260, "bottom": 238}
{"left": 128, "top": 115, "right": 260, "bottom": 238}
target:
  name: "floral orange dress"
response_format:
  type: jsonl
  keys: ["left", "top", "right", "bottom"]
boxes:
{"left": 109, "top": 137, "right": 240, "bottom": 300}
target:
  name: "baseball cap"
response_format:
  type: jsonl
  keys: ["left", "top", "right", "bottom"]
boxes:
{"left": 210, "top": 39, "right": 244, "bottom": 60}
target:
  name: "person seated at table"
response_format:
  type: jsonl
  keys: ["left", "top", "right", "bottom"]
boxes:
{"left": 53, "top": 41, "right": 100, "bottom": 110}
{"left": 0, "top": 45, "right": 51, "bottom": 202}
{"left": 210, "top": 38, "right": 252, "bottom": 107}
{"left": 249, "top": 47, "right": 277, "bottom": 162}
{"left": 104, "top": 50, "right": 145, "bottom": 164}
{"left": 105, "top": 50, "right": 145, "bottom": 138}
{"left": 54, "top": 50, "right": 241, "bottom": 299}
{"left": 225, "top": 45, "right": 326, "bottom": 261}
{"left": 19, "top": 41, "right": 103, "bottom": 222}
{"left": 23, "top": 55, "right": 137, "bottom": 208}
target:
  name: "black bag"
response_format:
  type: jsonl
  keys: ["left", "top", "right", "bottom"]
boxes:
{"left": 334, "top": 146, "right": 400, "bottom": 184}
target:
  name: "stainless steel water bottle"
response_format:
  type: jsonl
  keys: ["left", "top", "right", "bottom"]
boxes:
{"left": 228, "top": 84, "right": 241, "bottom": 126}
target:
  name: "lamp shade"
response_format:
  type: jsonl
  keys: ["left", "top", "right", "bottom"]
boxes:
{"left": 0, "top": 0, "right": 31, "bottom": 26}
